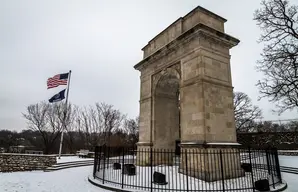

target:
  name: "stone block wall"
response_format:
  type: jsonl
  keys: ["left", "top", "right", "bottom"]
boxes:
{"left": 0, "top": 153, "right": 57, "bottom": 172}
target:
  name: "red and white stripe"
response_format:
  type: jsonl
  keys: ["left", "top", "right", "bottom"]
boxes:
{"left": 47, "top": 74, "right": 68, "bottom": 89}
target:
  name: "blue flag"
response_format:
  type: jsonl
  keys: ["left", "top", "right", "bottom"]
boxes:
{"left": 49, "top": 89, "right": 66, "bottom": 103}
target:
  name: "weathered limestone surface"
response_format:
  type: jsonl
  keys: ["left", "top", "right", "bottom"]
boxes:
{"left": 136, "top": 147, "right": 175, "bottom": 166}
{"left": 0, "top": 153, "right": 56, "bottom": 172}
{"left": 179, "top": 148, "right": 244, "bottom": 182}
{"left": 134, "top": 5, "right": 242, "bottom": 180}
{"left": 135, "top": 5, "right": 239, "bottom": 149}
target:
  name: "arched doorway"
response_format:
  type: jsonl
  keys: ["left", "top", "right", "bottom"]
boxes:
{"left": 153, "top": 68, "right": 180, "bottom": 150}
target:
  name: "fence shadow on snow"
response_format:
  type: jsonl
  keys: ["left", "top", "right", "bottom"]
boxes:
{"left": 92, "top": 145, "right": 282, "bottom": 192}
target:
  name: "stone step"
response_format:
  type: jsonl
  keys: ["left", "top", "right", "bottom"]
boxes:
{"left": 45, "top": 161, "right": 94, "bottom": 172}
{"left": 45, "top": 163, "right": 94, "bottom": 172}
{"left": 55, "top": 160, "right": 93, "bottom": 166}
{"left": 52, "top": 161, "right": 94, "bottom": 168}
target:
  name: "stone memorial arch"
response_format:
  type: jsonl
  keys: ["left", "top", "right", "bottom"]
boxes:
{"left": 134, "top": 6, "right": 244, "bottom": 181}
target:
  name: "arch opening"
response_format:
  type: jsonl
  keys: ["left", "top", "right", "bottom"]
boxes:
{"left": 153, "top": 71, "right": 180, "bottom": 150}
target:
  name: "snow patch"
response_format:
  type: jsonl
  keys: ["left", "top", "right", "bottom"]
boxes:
{"left": 0, "top": 166, "right": 109, "bottom": 192}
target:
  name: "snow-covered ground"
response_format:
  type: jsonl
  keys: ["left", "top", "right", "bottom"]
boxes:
{"left": 279, "top": 155, "right": 298, "bottom": 192}
{"left": 279, "top": 155, "right": 298, "bottom": 168}
{"left": 0, "top": 155, "right": 297, "bottom": 192}
{"left": 281, "top": 173, "right": 296, "bottom": 192}
{"left": 0, "top": 166, "right": 108, "bottom": 192}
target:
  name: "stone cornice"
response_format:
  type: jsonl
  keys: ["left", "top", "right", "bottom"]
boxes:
{"left": 140, "top": 45, "right": 231, "bottom": 78}
{"left": 180, "top": 76, "right": 234, "bottom": 90}
{"left": 141, "top": 6, "right": 226, "bottom": 51}
{"left": 134, "top": 23, "right": 240, "bottom": 71}
{"left": 136, "top": 142, "right": 153, "bottom": 147}
{"left": 141, "top": 18, "right": 183, "bottom": 51}
{"left": 186, "top": 6, "right": 227, "bottom": 23}
{"left": 180, "top": 141, "right": 242, "bottom": 148}
{"left": 139, "top": 96, "right": 151, "bottom": 103}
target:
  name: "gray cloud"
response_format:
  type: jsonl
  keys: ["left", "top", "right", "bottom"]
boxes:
{"left": 0, "top": 0, "right": 295, "bottom": 131}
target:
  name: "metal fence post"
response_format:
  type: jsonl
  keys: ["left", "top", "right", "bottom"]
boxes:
{"left": 121, "top": 147, "right": 125, "bottom": 189}
{"left": 219, "top": 150, "right": 225, "bottom": 192}
{"left": 274, "top": 148, "right": 282, "bottom": 182}
{"left": 185, "top": 149, "right": 189, "bottom": 192}
{"left": 265, "top": 149, "right": 271, "bottom": 175}
{"left": 150, "top": 147, "right": 153, "bottom": 192}
{"left": 248, "top": 147, "right": 255, "bottom": 192}
{"left": 102, "top": 145, "right": 106, "bottom": 184}
{"left": 98, "top": 146, "right": 102, "bottom": 172}
{"left": 107, "top": 146, "right": 110, "bottom": 169}
{"left": 269, "top": 149, "right": 275, "bottom": 189}
{"left": 93, "top": 146, "right": 99, "bottom": 178}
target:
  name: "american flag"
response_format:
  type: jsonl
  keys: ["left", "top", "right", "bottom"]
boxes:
{"left": 47, "top": 72, "right": 69, "bottom": 89}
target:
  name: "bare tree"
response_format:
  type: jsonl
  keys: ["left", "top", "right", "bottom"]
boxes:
{"left": 254, "top": 0, "right": 298, "bottom": 114}
{"left": 254, "top": 120, "right": 283, "bottom": 132}
{"left": 95, "top": 102, "right": 125, "bottom": 146}
{"left": 124, "top": 116, "right": 139, "bottom": 145}
{"left": 73, "top": 107, "right": 88, "bottom": 149}
{"left": 23, "top": 101, "right": 63, "bottom": 154}
{"left": 234, "top": 92, "right": 263, "bottom": 132}
{"left": 74, "top": 103, "right": 125, "bottom": 148}
{"left": 77, "top": 106, "right": 100, "bottom": 149}
{"left": 46, "top": 103, "right": 65, "bottom": 153}
{"left": 62, "top": 103, "right": 79, "bottom": 153}
{"left": 287, "top": 120, "right": 298, "bottom": 131}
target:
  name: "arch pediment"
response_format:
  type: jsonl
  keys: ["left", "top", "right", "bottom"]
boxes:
{"left": 153, "top": 65, "right": 181, "bottom": 96}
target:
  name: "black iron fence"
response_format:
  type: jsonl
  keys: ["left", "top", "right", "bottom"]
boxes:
{"left": 93, "top": 145, "right": 282, "bottom": 192}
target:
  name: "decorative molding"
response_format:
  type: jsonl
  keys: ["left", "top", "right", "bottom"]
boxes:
{"left": 136, "top": 142, "right": 153, "bottom": 147}
{"left": 142, "top": 6, "right": 227, "bottom": 56}
{"left": 152, "top": 64, "right": 181, "bottom": 94}
{"left": 180, "top": 141, "right": 242, "bottom": 148}
{"left": 180, "top": 76, "right": 233, "bottom": 90}
{"left": 139, "top": 44, "right": 232, "bottom": 79}
{"left": 134, "top": 23, "right": 239, "bottom": 71}
{"left": 139, "top": 96, "right": 151, "bottom": 103}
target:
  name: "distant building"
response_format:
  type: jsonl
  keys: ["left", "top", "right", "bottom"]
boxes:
{"left": 9, "top": 145, "right": 42, "bottom": 154}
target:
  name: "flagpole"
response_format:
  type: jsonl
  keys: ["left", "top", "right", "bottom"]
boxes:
{"left": 58, "top": 70, "right": 72, "bottom": 159}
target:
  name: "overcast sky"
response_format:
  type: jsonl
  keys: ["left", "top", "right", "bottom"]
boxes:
{"left": 0, "top": 0, "right": 296, "bottom": 131}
